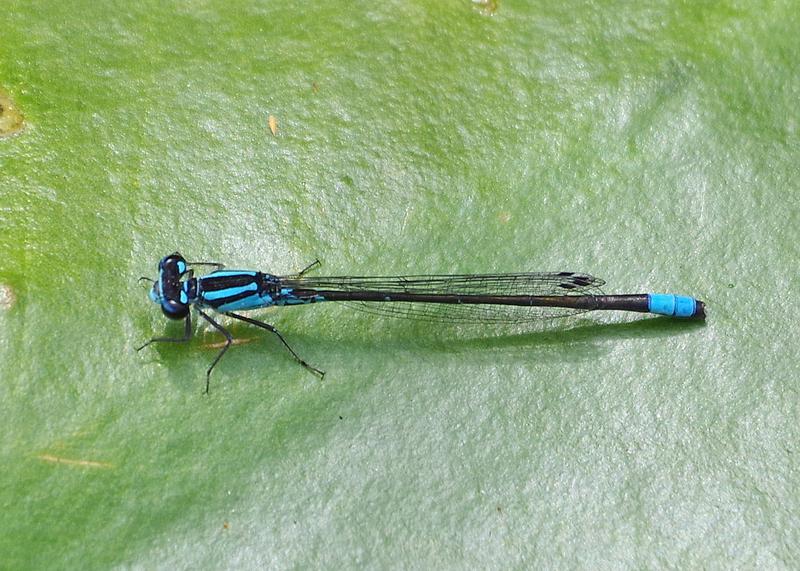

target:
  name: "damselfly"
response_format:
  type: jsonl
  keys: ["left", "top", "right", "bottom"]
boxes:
{"left": 139, "top": 252, "right": 706, "bottom": 393}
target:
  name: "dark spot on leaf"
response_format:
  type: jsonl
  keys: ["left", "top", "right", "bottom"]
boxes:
{"left": 0, "top": 90, "right": 25, "bottom": 137}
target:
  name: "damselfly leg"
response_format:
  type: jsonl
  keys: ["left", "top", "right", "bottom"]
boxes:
{"left": 296, "top": 259, "right": 321, "bottom": 277}
{"left": 196, "top": 309, "right": 233, "bottom": 395}
{"left": 226, "top": 311, "right": 325, "bottom": 379}
{"left": 137, "top": 312, "right": 193, "bottom": 350}
{"left": 139, "top": 307, "right": 322, "bottom": 393}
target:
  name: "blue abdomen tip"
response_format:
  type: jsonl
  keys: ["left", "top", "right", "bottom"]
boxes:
{"left": 648, "top": 294, "right": 702, "bottom": 318}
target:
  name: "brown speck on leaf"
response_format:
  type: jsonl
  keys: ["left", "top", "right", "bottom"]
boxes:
{"left": 472, "top": 0, "right": 498, "bottom": 15}
{"left": 268, "top": 114, "right": 278, "bottom": 136}
{"left": 0, "top": 90, "right": 25, "bottom": 137}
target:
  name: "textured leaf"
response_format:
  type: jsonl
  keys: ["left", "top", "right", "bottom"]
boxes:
{"left": 1, "top": 1, "right": 798, "bottom": 567}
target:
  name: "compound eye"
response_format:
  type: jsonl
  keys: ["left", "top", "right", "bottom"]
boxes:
{"left": 159, "top": 253, "right": 188, "bottom": 275}
{"left": 161, "top": 298, "right": 189, "bottom": 320}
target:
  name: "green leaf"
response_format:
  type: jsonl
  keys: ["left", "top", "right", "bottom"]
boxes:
{"left": 2, "top": 1, "right": 798, "bottom": 567}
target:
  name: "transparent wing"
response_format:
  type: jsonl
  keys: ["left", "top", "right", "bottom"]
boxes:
{"left": 280, "top": 272, "right": 605, "bottom": 323}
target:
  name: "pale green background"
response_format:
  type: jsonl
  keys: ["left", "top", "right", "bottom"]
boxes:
{"left": 1, "top": 1, "right": 798, "bottom": 568}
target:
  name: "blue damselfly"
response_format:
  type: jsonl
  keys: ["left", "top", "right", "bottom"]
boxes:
{"left": 139, "top": 253, "right": 705, "bottom": 393}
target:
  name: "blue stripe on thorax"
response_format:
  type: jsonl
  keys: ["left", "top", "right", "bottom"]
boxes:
{"left": 202, "top": 282, "right": 258, "bottom": 301}
{"left": 197, "top": 272, "right": 273, "bottom": 311}
{"left": 207, "top": 270, "right": 258, "bottom": 278}
{"left": 215, "top": 293, "right": 274, "bottom": 312}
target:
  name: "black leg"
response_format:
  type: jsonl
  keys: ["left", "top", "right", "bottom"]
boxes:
{"left": 296, "top": 259, "right": 321, "bottom": 277}
{"left": 137, "top": 312, "right": 193, "bottom": 351}
{"left": 225, "top": 311, "right": 325, "bottom": 378}
{"left": 196, "top": 309, "right": 233, "bottom": 394}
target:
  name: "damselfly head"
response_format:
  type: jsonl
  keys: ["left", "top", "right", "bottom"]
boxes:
{"left": 149, "top": 252, "right": 191, "bottom": 319}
